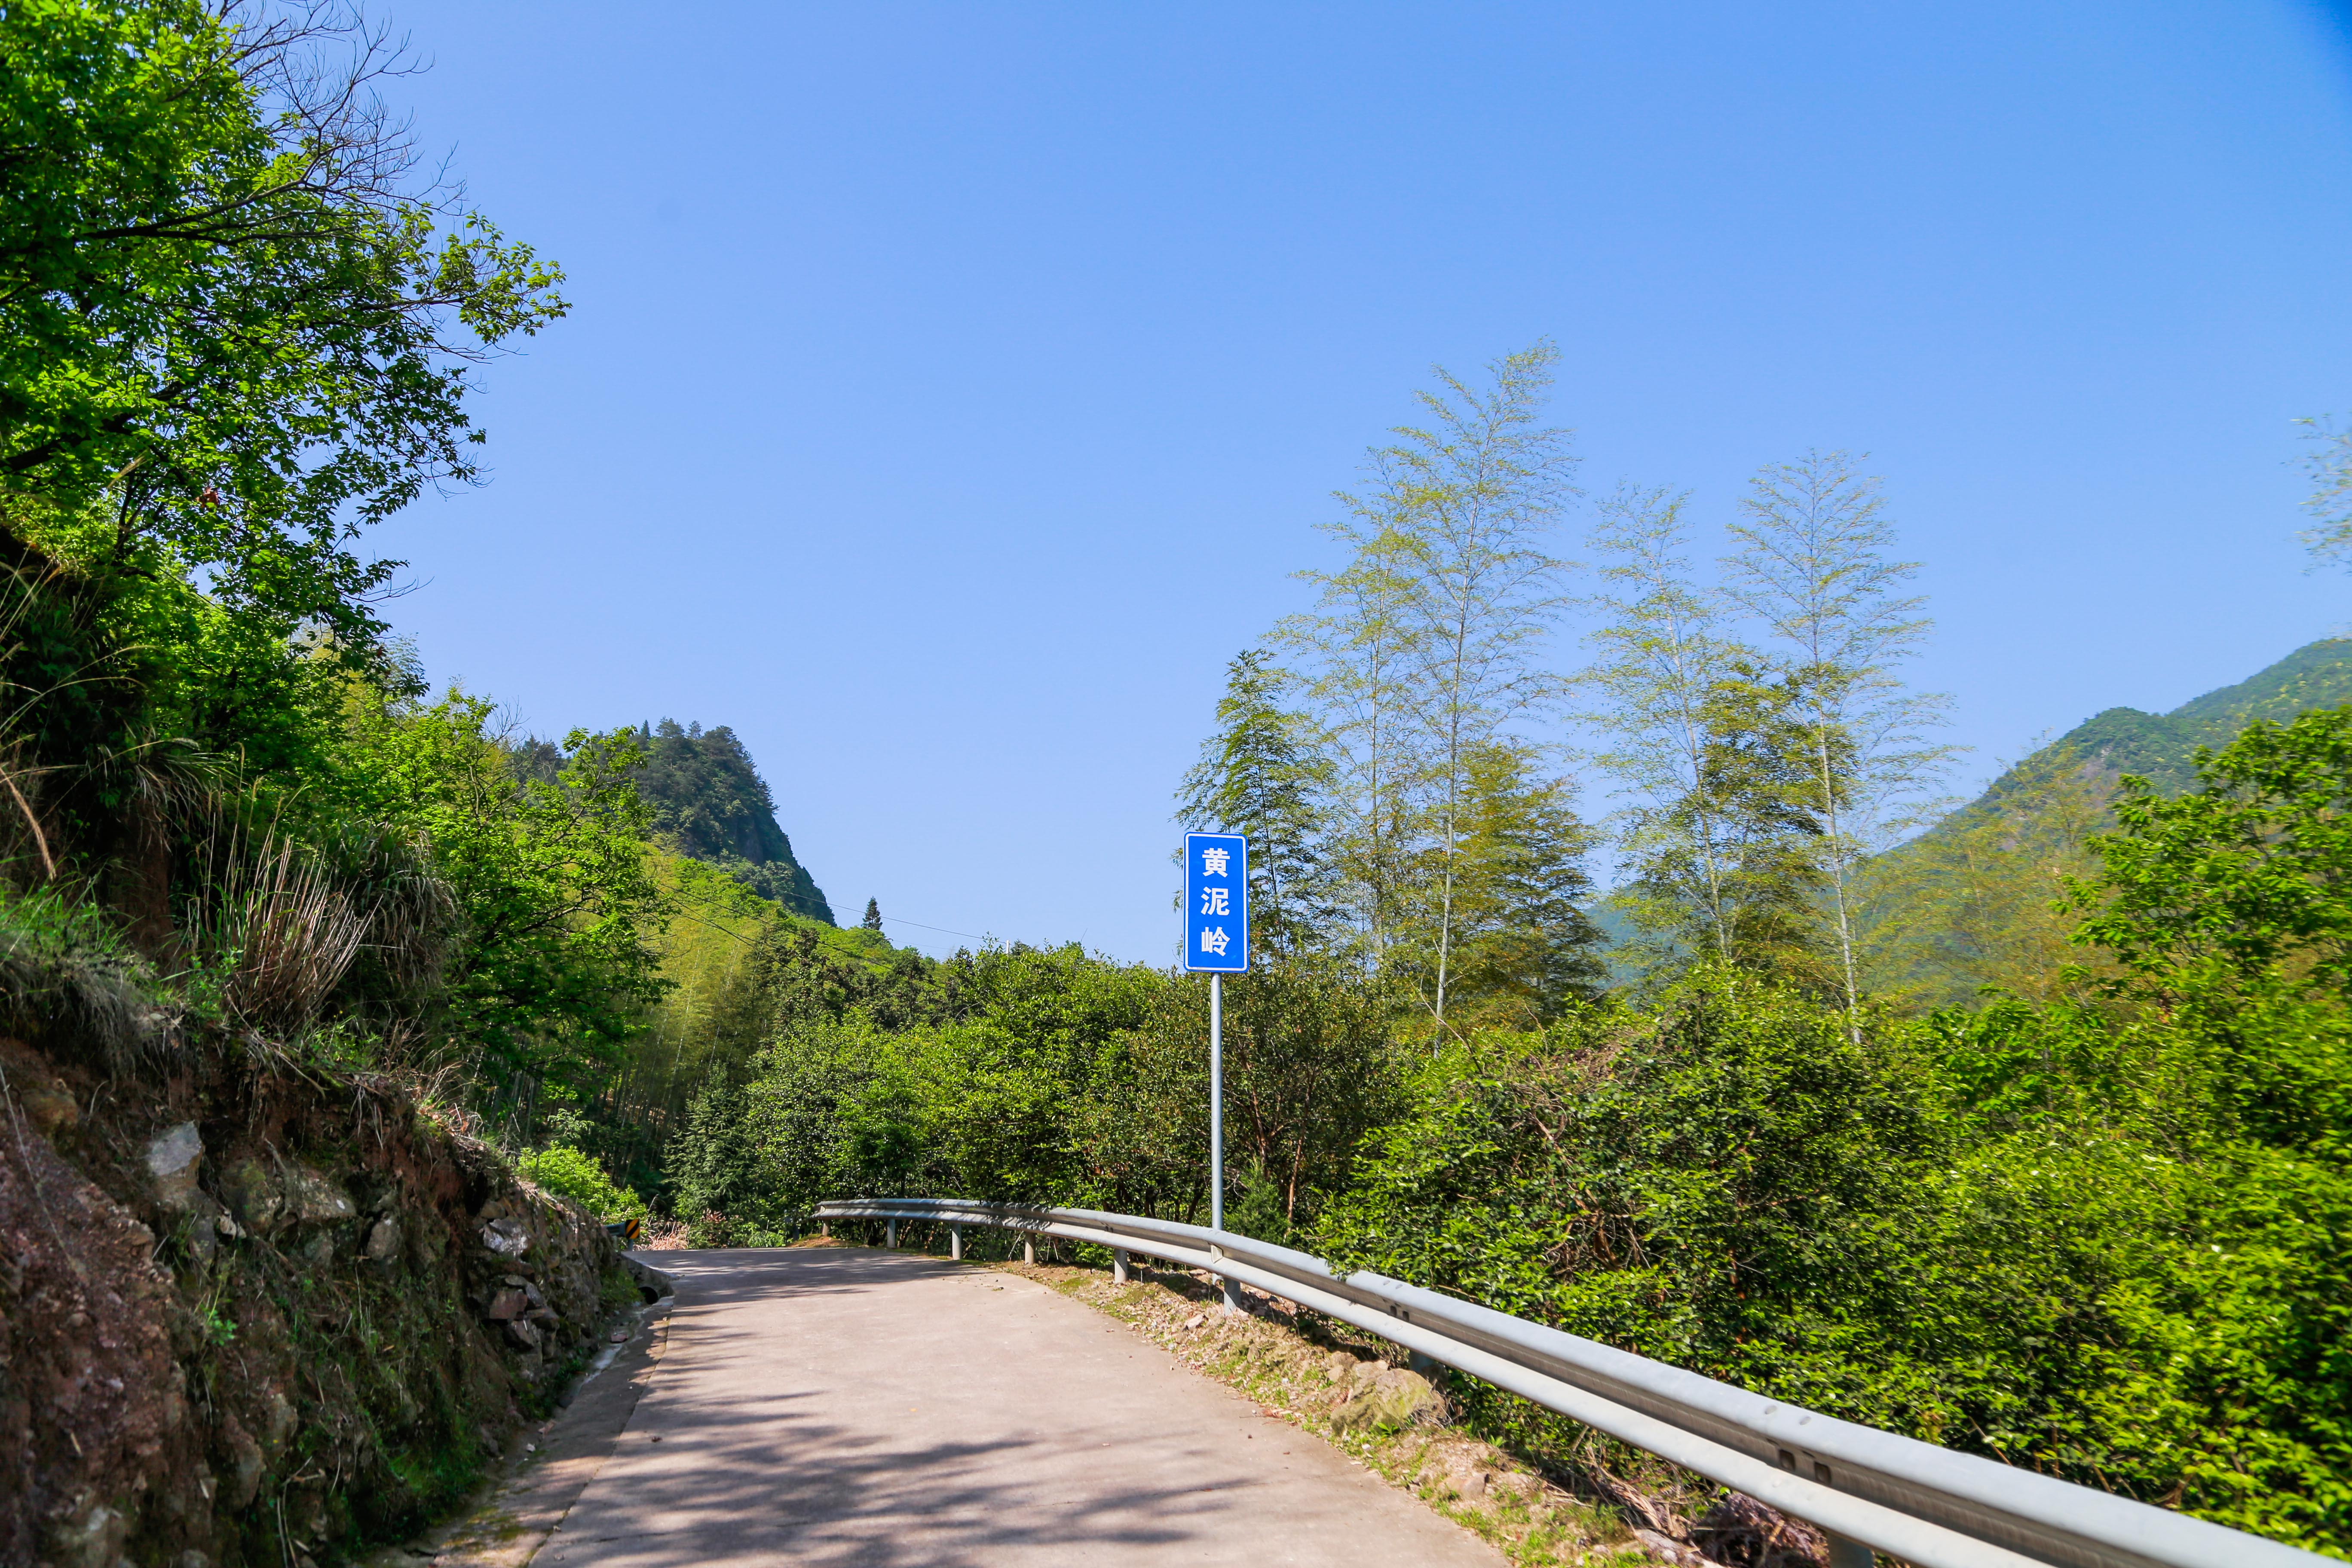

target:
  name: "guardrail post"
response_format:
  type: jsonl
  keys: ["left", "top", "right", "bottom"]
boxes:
{"left": 885, "top": 1217, "right": 897, "bottom": 1250}
{"left": 1113, "top": 1247, "right": 1130, "bottom": 1283}
{"left": 950, "top": 1226, "right": 964, "bottom": 1260}
{"left": 1023, "top": 1238, "right": 1036, "bottom": 1265}
{"left": 1824, "top": 1535, "right": 1870, "bottom": 1568}
{"left": 1208, "top": 1244, "right": 1242, "bottom": 1313}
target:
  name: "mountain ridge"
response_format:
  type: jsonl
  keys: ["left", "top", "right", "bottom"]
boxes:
{"left": 634, "top": 720, "right": 835, "bottom": 923}
{"left": 1969, "top": 636, "right": 2352, "bottom": 807}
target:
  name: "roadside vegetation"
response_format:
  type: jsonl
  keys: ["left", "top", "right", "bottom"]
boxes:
{"left": 4, "top": 3, "right": 2350, "bottom": 1562}
{"left": 681, "top": 358, "right": 2352, "bottom": 1557}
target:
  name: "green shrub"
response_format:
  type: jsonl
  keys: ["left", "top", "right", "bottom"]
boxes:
{"left": 518, "top": 1144, "right": 647, "bottom": 1223}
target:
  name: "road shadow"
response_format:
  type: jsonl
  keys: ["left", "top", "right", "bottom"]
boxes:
{"left": 553, "top": 1248, "right": 1276, "bottom": 1567}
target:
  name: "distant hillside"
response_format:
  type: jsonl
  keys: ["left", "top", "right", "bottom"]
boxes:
{"left": 633, "top": 720, "right": 835, "bottom": 924}
{"left": 1971, "top": 637, "right": 2352, "bottom": 806}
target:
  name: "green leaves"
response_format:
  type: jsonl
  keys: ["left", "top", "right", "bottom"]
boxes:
{"left": 2074, "top": 708, "right": 2352, "bottom": 999}
{"left": 340, "top": 690, "right": 670, "bottom": 1085}
{"left": 0, "top": 0, "right": 566, "bottom": 643}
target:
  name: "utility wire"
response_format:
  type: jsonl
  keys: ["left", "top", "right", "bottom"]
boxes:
{"left": 880, "top": 914, "right": 986, "bottom": 941}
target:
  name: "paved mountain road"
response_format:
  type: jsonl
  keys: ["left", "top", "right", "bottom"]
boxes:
{"left": 534, "top": 1246, "right": 1501, "bottom": 1567}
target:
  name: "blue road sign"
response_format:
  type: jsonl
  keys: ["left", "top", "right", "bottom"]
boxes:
{"left": 1183, "top": 833, "right": 1248, "bottom": 973}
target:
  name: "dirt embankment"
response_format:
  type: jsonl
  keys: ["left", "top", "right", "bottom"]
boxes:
{"left": 0, "top": 1017, "right": 658, "bottom": 1568}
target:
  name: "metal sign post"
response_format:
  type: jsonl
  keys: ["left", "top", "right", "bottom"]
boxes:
{"left": 1210, "top": 973, "right": 1223, "bottom": 1231}
{"left": 1182, "top": 833, "right": 1247, "bottom": 1256}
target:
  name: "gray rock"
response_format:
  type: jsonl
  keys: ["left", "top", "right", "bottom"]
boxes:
{"left": 260, "top": 1384, "right": 297, "bottom": 1449}
{"left": 364, "top": 1214, "right": 401, "bottom": 1264}
{"left": 183, "top": 1210, "right": 218, "bottom": 1272}
{"left": 145, "top": 1122, "right": 203, "bottom": 1211}
{"left": 481, "top": 1217, "right": 530, "bottom": 1259}
{"left": 222, "top": 1418, "right": 265, "bottom": 1507}
{"left": 486, "top": 1288, "right": 527, "bottom": 1322}
{"left": 43, "top": 1501, "right": 126, "bottom": 1568}
{"left": 281, "top": 1164, "right": 355, "bottom": 1226}
{"left": 505, "top": 1317, "right": 542, "bottom": 1349}
{"left": 1329, "top": 1367, "right": 1444, "bottom": 1434}
{"left": 219, "top": 1158, "right": 282, "bottom": 1236}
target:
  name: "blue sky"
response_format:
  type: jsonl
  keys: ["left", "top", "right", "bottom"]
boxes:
{"left": 374, "top": 1, "right": 2352, "bottom": 962}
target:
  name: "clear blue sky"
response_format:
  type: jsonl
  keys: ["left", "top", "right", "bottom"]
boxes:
{"left": 373, "top": 1, "right": 2352, "bottom": 962}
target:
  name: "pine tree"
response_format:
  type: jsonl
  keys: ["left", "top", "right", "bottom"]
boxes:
{"left": 1176, "top": 649, "right": 1337, "bottom": 959}
{"left": 862, "top": 898, "right": 882, "bottom": 932}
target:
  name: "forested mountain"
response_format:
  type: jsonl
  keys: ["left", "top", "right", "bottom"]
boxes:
{"left": 1855, "top": 638, "right": 2352, "bottom": 1008}
{"left": 518, "top": 720, "right": 836, "bottom": 922}
{"left": 631, "top": 720, "right": 835, "bottom": 923}
{"left": 1973, "top": 637, "right": 2352, "bottom": 802}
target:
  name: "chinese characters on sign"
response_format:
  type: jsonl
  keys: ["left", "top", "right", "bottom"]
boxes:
{"left": 1183, "top": 833, "right": 1249, "bottom": 972}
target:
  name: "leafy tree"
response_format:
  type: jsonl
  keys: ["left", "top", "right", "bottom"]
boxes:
{"left": 518, "top": 1144, "right": 646, "bottom": 1223}
{"left": 668, "top": 1075, "right": 773, "bottom": 1243}
{"left": 1148, "top": 963, "right": 1404, "bottom": 1231}
{"left": 1319, "top": 970, "right": 1940, "bottom": 1419}
{"left": 0, "top": 0, "right": 563, "bottom": 646}
{"left": 340, "top": 689, "right": 670, "bottom": 1091}
{"left": 2073, "top": 708, "right": 2352, "bottom": 1010}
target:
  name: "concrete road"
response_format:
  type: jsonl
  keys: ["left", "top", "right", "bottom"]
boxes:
{"left": 536, "top": 1247, "right": 1502, "bottom": 1567}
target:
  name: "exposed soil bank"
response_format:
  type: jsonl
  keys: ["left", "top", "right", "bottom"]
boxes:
{"left": 0, "top": 1009, "right": 656, "bottom": 1568}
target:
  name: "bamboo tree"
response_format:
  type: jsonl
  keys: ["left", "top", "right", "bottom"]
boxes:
{"left": 1277, "top": 475, "right": 1426, "bottom": 969}
{"left": 1721, "top": 452, "right": 1955, "bottom": 1019}
{"left": 2298, "top": 415, "right": 2352, "bottom": 570}
{"left": 1375, "top": 342, "right": 1580, "bottom": 1040}
{"left": 1583, "top": 484, "right": 1746, "bottom": 961}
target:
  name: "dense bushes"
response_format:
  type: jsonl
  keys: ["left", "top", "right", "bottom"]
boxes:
{"left": 677, "top": 714, "right": 2352, "bottom": 1557}
{"left": 518, "top": 1144, "right": 649, "bottom": 1224}
{"left": 665, "top": 944, "right": 1403, "bottom": 1240}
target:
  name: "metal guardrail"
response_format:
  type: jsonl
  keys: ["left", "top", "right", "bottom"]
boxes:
{"left": 814, "top": 1197, "right": 2328, "bottom": 1568}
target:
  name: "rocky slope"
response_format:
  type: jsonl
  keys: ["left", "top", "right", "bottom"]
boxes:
{"left": 0, "top": 967, "right": 658, "bottom": 1568}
